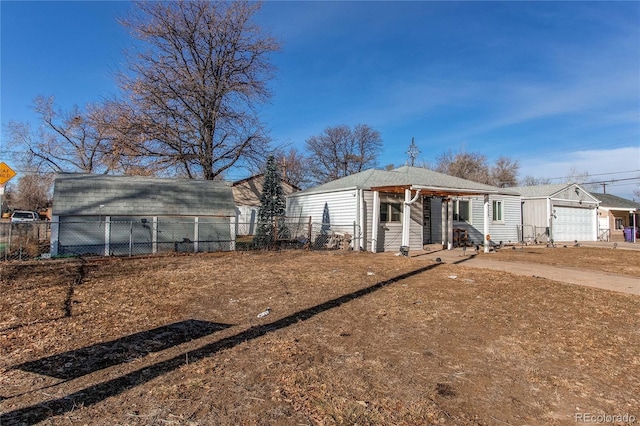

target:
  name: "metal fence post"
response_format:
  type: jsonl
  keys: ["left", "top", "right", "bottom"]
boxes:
{"left": 129, "top": 221, "right": 133, "bottom": 257}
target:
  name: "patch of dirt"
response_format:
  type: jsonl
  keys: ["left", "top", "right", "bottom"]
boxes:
{"left": 1, "top": 250, "right": 639, "bottom": 425}
{"left": 486, "top": 245, "right": 640, "bottom": 277}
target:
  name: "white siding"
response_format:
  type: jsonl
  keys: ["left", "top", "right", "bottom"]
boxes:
{"left": 488, "top": 195, "right": 521, "bottom": 244}
{"left": 286, "top": 189, "right": 358, "bottom": 240}
{"left": 522, "top": 199, "right": 548, "bottom": 228}
{"left": 430, "top": 195, "right": 520, "bottom": 245}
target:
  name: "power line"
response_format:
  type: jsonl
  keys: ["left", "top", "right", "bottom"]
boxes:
{"left": 545, "top": 169, "right": 639, "bottom": 181}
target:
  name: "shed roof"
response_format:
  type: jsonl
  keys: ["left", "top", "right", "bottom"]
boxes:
{"left": 291, "top": 166, "right": 517, "bottom": 197}
{"left": 53, "top": 174, "right": 235, "bottom": 217}
{"left": 590, "top": 192, "right": 639, "bottom": 210}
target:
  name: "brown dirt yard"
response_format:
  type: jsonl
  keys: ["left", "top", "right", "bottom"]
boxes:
{"left": 1, "top": 248, "right": 639, "bottom": 425}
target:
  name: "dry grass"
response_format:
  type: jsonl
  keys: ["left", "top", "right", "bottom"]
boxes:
{"left": 488, "top": 245, "right": 640, "bottom": 276}
{"left": 1, "top": 250, "right": 639, "bottom": 425}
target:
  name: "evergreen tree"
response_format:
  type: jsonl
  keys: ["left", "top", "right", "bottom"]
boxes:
{"left": 254, "top": 155, "right": 288, "bottom": 248}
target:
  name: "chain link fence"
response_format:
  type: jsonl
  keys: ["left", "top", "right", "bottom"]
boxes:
{"left": 517, "top": 225, "right": 550, "bottom": 245}
{"left": 0, "top": 218, "right": 234, "bottom": 262}
{"left": 235, "top": 217, "right": 361, "bottom": 251}
{"left": 1, "top": 217, "right": 362, "bottom": 261}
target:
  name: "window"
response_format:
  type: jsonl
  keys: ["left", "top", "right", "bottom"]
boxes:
{"left": 453, "top": 200, "right": 470, "bottom": 222}
{"left": 615, "top": 218, "right": 624, "bottom": 230}
{"left": 492, "top": 200, "right": 503, "bottom": 222}
{"left": 380, "top": 202, "right": 402, "bottom": 222}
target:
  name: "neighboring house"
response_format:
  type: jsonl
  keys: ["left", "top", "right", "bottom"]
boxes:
{"left": 286, "top": 166, "right": 521, "bottom": 253}
{"left": 590, "top": 192, "right": 639, "bottom": 242}
{"left": 51, "top": 174, "right": 236, "bottom": 256}
{"left": 232, "top": 174, "right": 299, "bottom": 235}
{"left": 513, "top": 183, "right": 599, "bottom": 242}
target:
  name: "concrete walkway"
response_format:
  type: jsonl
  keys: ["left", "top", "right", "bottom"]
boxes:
{"left": 409, "top": 245, "right": 640, "bottom": 296}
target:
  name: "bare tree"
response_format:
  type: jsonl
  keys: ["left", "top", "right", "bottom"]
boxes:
{"left": 434, "top": 149, "right": 520, "bottom": 187}
{"left": 520, "top": 175, "right": 552, "bottom": 186}
{"left": 566, "top": 165, "right": 598, "bottom": 191}
{"left": 490, "top": 156, "right": 520, "bottom": 187}
{"left": 7, "top": 97, "right": 122, "bottom": 174}
{"left": 12, "top": 173, "right": 53, "bottom": 210}
{"left": 435, "top": 149, "right": 491, "bottom": 184}
{"left": 274, "top": 148, "right": 310, "bottom": 189}
{"left": 305, "top": 124, "right": 382, "bottom": 184}
{"left": 117, "top": 0, "right": 279, "bottom": 180}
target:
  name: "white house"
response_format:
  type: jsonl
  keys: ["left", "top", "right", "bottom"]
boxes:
{"left": 286, "top": 166, "right": 521, "bottom": 253}
{"left": 513, "top": 183, "right": 599, "bottom": 243}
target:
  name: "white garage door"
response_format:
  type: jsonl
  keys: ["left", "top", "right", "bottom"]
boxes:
{"left": 553, "top": 206, "right": 596, "bottom": 242}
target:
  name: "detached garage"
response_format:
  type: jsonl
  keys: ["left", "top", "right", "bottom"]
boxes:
{"left": 515, "top": 183, "right": 599, "bottom": 242}
{"left": 51, "top": 174, "right": 236, "bottom": 256}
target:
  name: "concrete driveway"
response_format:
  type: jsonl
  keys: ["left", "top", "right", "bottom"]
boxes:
{"left": 410, "top": 244, "right": 640, "bottom": 296}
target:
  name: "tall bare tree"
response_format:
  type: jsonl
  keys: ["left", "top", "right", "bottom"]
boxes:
{"left": 520, "top": 175, "right": 552, "bottom": 186}
{"left": 490, "top": 156, "right": 520, "bottom": 187}
{"left": 435, "top": 149, "right": 491, "bottom": 184}
{"left": 274, "top": 148, "right": 310, "bottom": 189}
{"left": 434, "top": 149, "right": 519, "bottom": 187}
{"left": 7, "top": 97, "right": 121, "bottom": 174}
{"left": 305, "top": 124, "right": 382, "bottom": 184}
{"left": 12, "top": 173, "right": 53, "bottom": 210}
{"left": 117, "top": 0, "right": 279, "bottom": 180}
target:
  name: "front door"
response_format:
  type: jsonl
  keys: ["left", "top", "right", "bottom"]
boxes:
{"left": 423, "top": 196, "right": 431, "bottom": 244}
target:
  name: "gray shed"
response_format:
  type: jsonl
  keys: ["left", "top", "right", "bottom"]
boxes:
{"left": 51, "top": 174, "right": 236, "bottom": 256}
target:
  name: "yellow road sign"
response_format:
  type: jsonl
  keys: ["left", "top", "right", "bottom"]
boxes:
{"left": 0, "top": 162, "right": 17, "bottom": 185}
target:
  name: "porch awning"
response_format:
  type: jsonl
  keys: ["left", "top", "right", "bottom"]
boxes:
{"left": 370, "top": 184, "right": 516, "bottom": 197}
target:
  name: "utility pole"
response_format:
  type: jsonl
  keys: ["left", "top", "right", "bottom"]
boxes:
{"left": 601, "top": 182, "right": 607, "bottom": 194}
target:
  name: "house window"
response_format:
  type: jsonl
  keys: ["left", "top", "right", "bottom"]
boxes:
{"left": 380, "top": 202, "right": 402, "bottom": 222}
{"left": 453, "top": 199, "right": 470, "bottom": 222}
{"left": 615, "top": 218, "right": 624, "bottom": 230}
{"left": 492, "top": 200, "right": 503, "bottom": 222}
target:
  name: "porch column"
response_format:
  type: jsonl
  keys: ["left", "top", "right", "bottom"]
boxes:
{"left": 483, "top": 195, "right": 490, "bottom": 253}
{"left": 634, "top": 211, "right": 637, "bottom": 243}
{"left": 441, "top": 198, "right": 447, "bottom": 249}
{"left": 402, "top": 188, "right": 411, "bottom": 248}
{"left": 447, "top": 198, "right": 453, "bottom": 250}
{"left": 371, "top": 190, "right": 380, "bottom": 253}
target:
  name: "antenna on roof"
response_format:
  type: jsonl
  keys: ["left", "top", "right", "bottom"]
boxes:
{"left": 406, "top": 137, "right": 420, "bottom": 167}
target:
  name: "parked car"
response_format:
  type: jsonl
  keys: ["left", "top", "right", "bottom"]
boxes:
{"left": 10, "top": 210, "right": 39, "bottom": 223}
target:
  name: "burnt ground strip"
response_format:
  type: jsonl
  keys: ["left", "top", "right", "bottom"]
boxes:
{"left": 13, "top": 319, "right": 232, "bottom": 380}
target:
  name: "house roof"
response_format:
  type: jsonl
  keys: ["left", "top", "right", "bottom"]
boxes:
{"left": 291, "top": 166, "right": 517, "bottom": 197}
{"left": 232, "top": 173, "right": 300, "bottom": 191}
{"left": 512, "top": 183, "right": 599, "bottom": 203}
{"left": 53, "top": 174, "right": 235, "bottom": 217}
{"left": 511, "top": 183, "right": 574, "bottom": 198}
{"left": 590, "top": 192, "right": 639, "bottom": 210}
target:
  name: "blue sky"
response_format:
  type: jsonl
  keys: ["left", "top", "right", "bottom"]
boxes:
{"left": 1, "top": 1, "right": 639, "bottom": 198}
